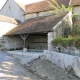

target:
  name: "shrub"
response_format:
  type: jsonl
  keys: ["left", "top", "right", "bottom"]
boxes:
{"left": 64, "top": 27, "right": 72, "bottom": 37}
{"left": 71, "top": 25, "right": 80, "bottom": 36}
{"left": 52, "top": 36, "right": 80, "bottom": 49}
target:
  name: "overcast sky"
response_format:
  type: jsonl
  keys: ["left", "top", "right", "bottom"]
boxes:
{"left": 0, "top": 0, "right": 7, "bottom": 10}
{"left": 17, "top": 0, "right": 43, "bottom": 5}
{"left": 0, "top": 0, "right": 43, "bottom": 10}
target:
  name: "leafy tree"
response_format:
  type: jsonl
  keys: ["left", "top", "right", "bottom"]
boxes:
{"left": 47, "top": 0, "right": 73, "bottom": 14}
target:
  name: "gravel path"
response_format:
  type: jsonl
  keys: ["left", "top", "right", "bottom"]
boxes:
{"left": 0, "top": 51, "right": 42, "bottom": 80}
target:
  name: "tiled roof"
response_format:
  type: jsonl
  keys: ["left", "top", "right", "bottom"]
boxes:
{"left": 5, "top": 13, "right": 67, "bottom": 35}
{"left": 25, "top": 0, "right": 70, "bottom": 14}
{"left": 70, "top": 0, "right": 80, "bottom": 6}
{"left": 14, "top": 0, "right": 80, "bottom": 14}
{"left": 0, "top": 15, "right": 19, "bottom": 24}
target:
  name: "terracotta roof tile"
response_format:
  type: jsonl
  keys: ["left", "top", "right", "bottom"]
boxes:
{"left": 5, "top": 13, "right": 67, "bottom": 35}
{"left": 70, "top": 0, "right": 80, "bottom": 6}
{"left": 25, "top": 0, "right": 70, "bottom": 14}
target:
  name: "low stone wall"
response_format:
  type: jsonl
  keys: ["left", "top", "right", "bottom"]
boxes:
{"left": 43, "top": 50, "right": 80, "bottom": 78}
{"left": 43, "top": 50, "right": 80, "bottom": 69}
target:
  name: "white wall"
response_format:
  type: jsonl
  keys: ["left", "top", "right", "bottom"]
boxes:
{"left": 72, "top": 6, "right": 80, "bottom": 15}
{"left": 0, "top": 21, "right": 23, "bottom": 50}
{"left": 0, "top": 0, "right": 25, "bottom": 22}
{"left": 25, "top": 11, "right": 52, "bottom": 20}
{"left": 0, "top": 21, "right": 17, "bottom": 37}
{"left": 48, "top": 32, "right": 54, "bottom": 50}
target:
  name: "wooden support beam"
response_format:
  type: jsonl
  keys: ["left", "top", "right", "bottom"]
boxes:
{"left": 20, "top": 34, "right": 29, "bottom": 48}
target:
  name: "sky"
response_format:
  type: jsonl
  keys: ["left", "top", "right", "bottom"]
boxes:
{"left": 0, "top": 0, "right": 7, "bottom": 10}
{"left": 0, "top": 0, "right": 44, "bottom": 10}
{"left": 17, "top": 0, "right": 44, "bottom": 5}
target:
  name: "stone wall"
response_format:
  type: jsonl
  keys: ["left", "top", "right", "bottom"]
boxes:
{"left": 25, "top": 13, "right": 37, "bottom": 20}
{"left": 25, "top": 11, "right": 52, "bottom": 20}
{"left": 26, "top": 34, "right": 47, "bottom": 50}
{"left": 74, "top": 20, "right": 80, "bottom": 26}
{"left": 53, "top": 12, "right": 72, "bottom": 37}
{"left": 48, "top": 12, "right": 72, "bottom": 50}
{"left": 43, "top": 50, "right": 80, "bottom": 78}
{"left": 43, "top": 50, "right": 77, "bottom": 69}
{"left": 72, "top": 6, "right": 80, "bottom": 26}
{"left": 0, "top": 36, "right": 23, "bottom": 50}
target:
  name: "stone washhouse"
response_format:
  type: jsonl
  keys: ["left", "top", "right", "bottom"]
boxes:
{"left": 0, "top": 0, "right": 80, "bottom": 51}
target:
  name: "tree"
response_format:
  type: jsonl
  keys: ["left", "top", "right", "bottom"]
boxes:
{"left": 47, "top": 0, "right": 73, "bottom": 14}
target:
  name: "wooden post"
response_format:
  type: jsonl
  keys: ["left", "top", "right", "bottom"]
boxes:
{"left": 20, "top": 34, "right": 29, "bottom": 48}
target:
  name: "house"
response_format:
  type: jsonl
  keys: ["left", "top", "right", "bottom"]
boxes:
{"left": 0, "top": 0, "right": 25, "bottom": 22}
{"left": 0, "top": 15, "right": 23, "bottom": 50}
{"left": 71, "top": 0, "right": 80, "bottom": 15}
{"left": 5, "top": 12, "right": 72, "bottom": 51}
{"left": 24, "top": 0, "right": 70, "bottom": 20}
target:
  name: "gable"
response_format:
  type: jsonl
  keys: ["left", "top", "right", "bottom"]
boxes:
{"left": 14, "top": 0, "right": 25, "bottom": 11}
{"left": 0, "top": 0, "right": 25, "bottom": 22}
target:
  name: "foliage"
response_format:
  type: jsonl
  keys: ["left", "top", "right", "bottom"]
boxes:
{"left": 71, "top": 25, "right": 80, "bottom": 36}
{"left": 47, "top": 0, "right": 73, "bottom": 14}
{"left": 75, "top": 37, "right": 80, "bottom": 49}
{"left": 52, "top": 36, "right": 80, "bottom": 49}
{"left": 64, "top": 27, "right": 72, "bottom": 37}
{"left": 46, "top": 0, "right": 80, "bottom": 49}
{"left": 72, "top": 13, "right": 78, "bottom": 22}
{"left": 63, "top": 25, "right": 80, "bottom": 37}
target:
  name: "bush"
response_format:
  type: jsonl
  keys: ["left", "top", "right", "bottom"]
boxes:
{"left": 71, "top": 25, "right": 80, "bottom": 36}
{"left": 52, "top": 36, "right": 80, "bottom": 49}
{"left": 64, "top": 27, "right": 72, "bottom": 37}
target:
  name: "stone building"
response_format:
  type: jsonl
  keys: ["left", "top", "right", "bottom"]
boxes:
{"left": 5, "top": 12, "right": 72, "bottom": 51}
{"left": 24, "top": 0, "right": 70, "bottom": 20}
{"left": 1, "top": 0, "right": 80, "bottom": 51}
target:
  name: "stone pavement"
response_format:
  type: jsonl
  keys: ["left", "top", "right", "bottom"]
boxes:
{"left": 6, "top": 50, "right": 43, "bottom": 65}
{"left": 0, "top": 51, "right": 43, "bottom": 80}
